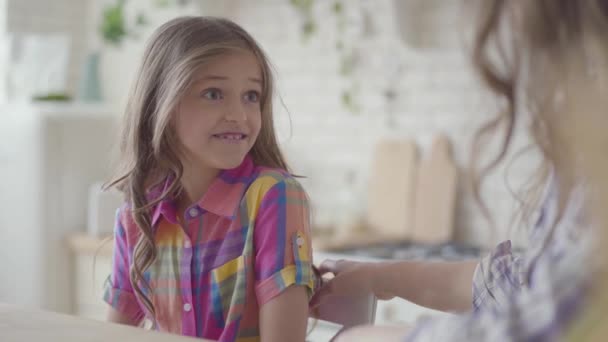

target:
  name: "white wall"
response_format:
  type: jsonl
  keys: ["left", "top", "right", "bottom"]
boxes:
{"left": 5, "top": 0, "right": 541, "bottom": 249}
{"left": 0, "top": 0, "right": 7, "bottom": 102}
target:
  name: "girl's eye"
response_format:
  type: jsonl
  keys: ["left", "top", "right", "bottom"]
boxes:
{"left": 244, "top": 90, "right": 261, "bottom": 103}
{"left": 201, "top": 88, "right": 222, "bottom": 100}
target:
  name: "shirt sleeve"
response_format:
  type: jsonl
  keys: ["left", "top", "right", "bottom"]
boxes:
{"left": 472, "top": 240, "right": 526, "bottom": 311}
{"left": 253, "top": 177, "right": 315, "bottom": 306}
{"left": 102, "top": 206, "right": 145, "bottom": 322}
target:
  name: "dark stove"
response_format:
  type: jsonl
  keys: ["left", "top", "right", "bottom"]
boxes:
{"left": 332, "top": 242, "right": 486, "bottom": 261}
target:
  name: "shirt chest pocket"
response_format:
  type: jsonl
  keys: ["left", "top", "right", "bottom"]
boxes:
{"left": 209, "top": 254, "right": 247, "bottom": 326}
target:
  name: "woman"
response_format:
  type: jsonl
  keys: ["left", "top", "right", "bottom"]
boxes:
{"left": 312, "top": 1, "right": 608, "bottom": 341}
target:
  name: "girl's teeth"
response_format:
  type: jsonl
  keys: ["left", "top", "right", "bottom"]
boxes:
{"left": 216, "top": 134, "right": 244, "bottom": 140}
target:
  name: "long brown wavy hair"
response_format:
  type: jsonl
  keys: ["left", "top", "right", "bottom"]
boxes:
{"left": 471, "top": 1, "right": 608, "bottom": 340}
{"left": 471, "top": 0, "right": 608, "bottom": 242}
{"left": 106, "top": 16, "right": 291, "bottom": 319}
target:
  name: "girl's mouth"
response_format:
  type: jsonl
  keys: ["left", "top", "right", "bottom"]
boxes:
{"left": 212, "top": 133, "right": 247, "bottom": 142}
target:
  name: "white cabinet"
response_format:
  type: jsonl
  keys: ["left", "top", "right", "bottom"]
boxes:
{"left": 68, "top": 234, "right": 112, "bottom": 320}
{"left": 0, "top": 102, "right": 118, "bottom": 313}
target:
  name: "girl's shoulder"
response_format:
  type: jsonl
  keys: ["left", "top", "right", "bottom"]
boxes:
{"left": 252, "top": 167, "right": 304, "bottom": 187}
{"left": 114, "top": 202, "right": 141, "bottom": 239}
{"left": 246, "top": 166, "right": 307, "bottom": 199}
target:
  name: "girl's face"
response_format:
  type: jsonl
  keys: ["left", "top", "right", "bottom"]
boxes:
{"left": 174, "top": 51, "right": 263, "bottom": 172}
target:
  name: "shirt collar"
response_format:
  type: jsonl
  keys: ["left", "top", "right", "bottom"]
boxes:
{"left": 149, "top": 155, "right": 256, "bottom": 226}
{"left": 148, "top": 177, "right": 178, "bottom": 227}
{"left": 197, "top": 154, "right": 255, "bottom": 219}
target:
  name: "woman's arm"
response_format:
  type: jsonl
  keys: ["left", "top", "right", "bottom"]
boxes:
{"left": 312, "top": 259, "right": 477, "bottom": 313}
{"left": 374, "top": 260, "right": 478, "bottom": 312}
{"left": 259, "top": 285, "right": 309, "bottom": 342}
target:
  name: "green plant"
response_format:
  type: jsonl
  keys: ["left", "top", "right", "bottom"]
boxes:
{"left": 290, "top": 0, "right": 317, "bottom": 41}
{"left": 155, "top": 0, "right": 194, "bottom": 8}
{"left": 100, "top": 0, "right": 192, "bottom": 46}
{"left": 101, "top": 0, "right": 128, "bottom": 45}
{"left": 32, "top": 93, "right": 72, "bottom": 102}
{"left": 289, "top": 0, "right": 362, "bottom": 113}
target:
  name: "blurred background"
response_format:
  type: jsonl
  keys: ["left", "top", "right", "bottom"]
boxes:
{"left": 0, "top": 0, "right": 541, "bottom": 336}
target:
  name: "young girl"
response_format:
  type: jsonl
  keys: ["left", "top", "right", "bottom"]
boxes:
{"left": 313, "top": 1, "right": 608, "bottom": 341}
{"left": 103, "top": 17, "right": 315, "bottom": 342}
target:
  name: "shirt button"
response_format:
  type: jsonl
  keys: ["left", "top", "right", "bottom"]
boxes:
{"left": 188, "top": 207, "right": 199, "bottom": 218}
{"left": 183, "top": 303, "right": 192, "bottom": 312}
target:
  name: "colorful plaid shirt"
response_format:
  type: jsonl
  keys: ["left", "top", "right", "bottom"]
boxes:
{"left": 103, "top": 155, "right": 315, "bottom": 341}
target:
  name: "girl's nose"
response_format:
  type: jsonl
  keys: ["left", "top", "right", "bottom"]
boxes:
{"left": 223, "top": 98, "right": 248, "bottom": 122}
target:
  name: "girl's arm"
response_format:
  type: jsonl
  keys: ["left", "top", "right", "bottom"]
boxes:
{"left": 252, "top": 177, "right": 316, "bottom": 342}
{"left": 259, "top": 285, "right": 309, "bottom": 342}
{"left": 102, "top": 206, "right": 145, "bottom": 326}
{"left": 312, "top": 259, "right": 477, "bottom": 313}
{"left": 106, "top": 306, "right": 141, "bottom": 326}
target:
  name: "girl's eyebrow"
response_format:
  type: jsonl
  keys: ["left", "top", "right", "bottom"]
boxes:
{"left": 195, "top": 75, "right": 262, "bottom": 84}
{"left": 194, "top": 75, "right": 227, "bottom": 83}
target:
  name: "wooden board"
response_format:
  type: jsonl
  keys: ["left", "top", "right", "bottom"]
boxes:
{"left": 411, "top": 135, "right": 458, "bottom": 244}
{"left": 365, "top": 139, "right": 418, "bottom": 241}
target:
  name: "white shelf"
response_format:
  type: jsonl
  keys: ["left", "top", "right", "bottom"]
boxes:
{"left": 0, "top": 101, "right": 116, "bottom": 118}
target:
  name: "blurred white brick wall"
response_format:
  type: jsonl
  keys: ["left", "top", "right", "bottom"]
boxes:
{"left": 227, "top": 0, "right": 541, "bottom": 247}
{"left": 3, "top": 0, "right": 542, "bottom": 247}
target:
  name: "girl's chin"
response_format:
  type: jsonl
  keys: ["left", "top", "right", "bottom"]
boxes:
{"left": 211, "top": 153, "right": 248, "bottom": 170}
{"left": 185, "top": 146, "right": 251, "bottom": 171}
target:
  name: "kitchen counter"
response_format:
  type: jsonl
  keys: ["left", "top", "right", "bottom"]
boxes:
{"left": 0, "top": 303, "right": 210, "bottom": 342}
{"left": 66, "top": 233, "right": 113, "bottom": 257}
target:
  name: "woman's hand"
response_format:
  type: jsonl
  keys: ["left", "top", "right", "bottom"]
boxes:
{"left": 310, "top": 259, "right": 393, "bottom": 308}
{"left": 331, "top": 324, "right": 411, "bottom": 342}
